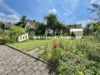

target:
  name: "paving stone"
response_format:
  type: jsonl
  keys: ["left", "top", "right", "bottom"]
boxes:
{"left": 0, "top": 67, "right": 5, "bottom": 73}
{"left": 17, "top": 71, "right": 24, "bottom": 75}
{"left": 0, "top": 45, "right": 55, "bottom": 75}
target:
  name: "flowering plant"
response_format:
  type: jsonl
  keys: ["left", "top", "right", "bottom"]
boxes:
{"left": 53, "top": 43, "right": 57, "bottom": 48}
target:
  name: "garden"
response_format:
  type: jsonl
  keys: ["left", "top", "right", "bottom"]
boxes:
{"left": 0, "top": 5, "right": 100, "bottom": 74}
{"left": 7, "top": 36, "right": 100, "bottom": 75}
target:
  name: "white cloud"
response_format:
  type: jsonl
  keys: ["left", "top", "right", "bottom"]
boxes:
{"left": 60, "top": 0, "right": 79, "bottom": 18}
{"left": 0, "top": 12, "right": 5, "bottom": 16}
{"left": 90, "top": 0, "right": 100, "bottom": 4}
{"left": 0, "top": 0, "right": 3, "bottom": 2}
{"left": 0, "top": 12, "right": 20, "bottom": 23}
{"left": 49, "top": 8, "right": 57, "bottom": 14}
{"left": 76, "top": 19, "right": 96, "bottom": 27}
{"left": 0, "top": 0, "right": 19, "bottom": 16}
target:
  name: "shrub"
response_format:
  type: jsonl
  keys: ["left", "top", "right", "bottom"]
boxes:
{"left": 50, "top": 48, "right": 65, "bottom": 65}
{"left": 8, "top": 26, "right": 26, "bottom": 43}
{"left": 3, "top": 35, "right": 11, "bottom": 43}
{"left": 57, "top": 52, "right": 87, "bottom": 75}
{"left": 0, "top": 34, "right": 10, "bottom": 44}
{"left": 71, "top": 32, "right": 76, "bottom": 37}
{"left": 26, "top": 26, "right": 35, "bottom": 40}
{"left": 0, "top": 37, "right": 5, "bottom": 44}
{"left": 0, "top": 28, "right": 3, "bottom": 35}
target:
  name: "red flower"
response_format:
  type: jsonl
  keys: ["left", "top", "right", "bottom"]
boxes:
{"left": 53, "top": 43, "right": 57, "bottom": 48}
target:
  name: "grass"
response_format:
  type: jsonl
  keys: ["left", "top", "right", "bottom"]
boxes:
{"left": 9, "top": 39, "right": 53, "bottom": 52}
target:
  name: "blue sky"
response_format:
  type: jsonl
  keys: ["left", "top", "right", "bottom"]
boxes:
{"left": 0, "top": 0, "right": 99, "bottom": 26}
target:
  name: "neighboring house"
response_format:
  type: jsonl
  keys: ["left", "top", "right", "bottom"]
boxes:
{"left": 47, "top": 27, "right": 53, "bottom": 34}
{"left": 2, "top": 22, "right": 14, "bottom": 27}
{"left": 70, "top": 28, "right": 83, "bottom": 38}
{"left": 25, "top": 20, "right": 36, "bottom": 29}
{"left": 68, "top": 24, "right": 82, "bottom": 28}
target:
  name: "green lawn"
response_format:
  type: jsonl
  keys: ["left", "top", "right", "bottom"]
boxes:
{"left": 9, "top": 39, "right": 53, "bottom": 52}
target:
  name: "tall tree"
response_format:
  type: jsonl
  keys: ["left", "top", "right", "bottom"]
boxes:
{"left": 15, "top": 16, "right": 27, "bottom": 28}
{"left": 35, "top": 22, "right": 46, "bottom": 36}
{"left": 56, "top": 22, "right": 68, "bottom": 35}
{"left": 88, "top": 1, "right": 100, "bottom": 21}
{"left": 44, "top": 14, "right": 58, "bottom": 36}
{"left": 0, "top": 22, "right": 5, "bottom": 30}
{"left": 87, "top": 1, "right": 100, "bottom": 36}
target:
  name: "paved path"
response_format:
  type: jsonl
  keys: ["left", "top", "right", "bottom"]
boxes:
{"left": 0, "top": 45, "right": 55, "bottom": 75}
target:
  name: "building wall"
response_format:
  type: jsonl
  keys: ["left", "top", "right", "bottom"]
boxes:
{"left": 70, "top": 28, "right": 83, "bottom": 38}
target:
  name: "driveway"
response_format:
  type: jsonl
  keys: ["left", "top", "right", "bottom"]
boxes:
{"left": 0, "top": 45, "right": 55, "bottom": 75}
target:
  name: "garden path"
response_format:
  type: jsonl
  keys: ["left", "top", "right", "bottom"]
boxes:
{"left": 0, "top": 45, "right": 55, "bottom": 75}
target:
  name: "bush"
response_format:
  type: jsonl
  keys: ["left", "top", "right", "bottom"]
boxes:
{"left": 8, "top": 26, "right": 26, "bottom": 43}
{"left": 0, "top": 28, "right": 3, "bottom": 35}
{"left": 50, "top": 48, "right": 65, "bottom": 65}
{"left": 0, "top": 35, "right": 11, "bottom": 44}
{"left": 0, "top": 37, "right": 5, "bottom": 44}
{"left": 26, "top": 26, "right": 35, "bottom": 40}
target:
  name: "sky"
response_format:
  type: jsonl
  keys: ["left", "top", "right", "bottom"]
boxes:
{"left": 0, "top": 0, "right": 99, "bottom": 27}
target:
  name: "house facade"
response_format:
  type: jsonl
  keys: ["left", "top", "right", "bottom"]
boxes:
{"left": 25, "top": 20, "right": 36, "bottom": 29}
{"left": 1, "top": 22, "right": 14, "bottom": 27}
{"left": 70, "top": 28, "right": 83, "bottom": 38}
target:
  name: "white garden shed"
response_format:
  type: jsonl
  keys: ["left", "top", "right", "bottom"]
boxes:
{"left": 70, "top": 28, "right": 83, "bottom": 39}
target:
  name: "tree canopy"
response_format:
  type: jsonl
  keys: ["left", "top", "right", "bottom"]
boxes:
{"left": 44, "top": 14, "right": 58, "bottom": 36}
{"left": 44, "top": 13, "right": 68, "bottom": 36}
{"left": 15, "top": 16, "right": 27, "bottom": 28}
{"left": 0, "top": 22, "right": 5, "bottom": 30}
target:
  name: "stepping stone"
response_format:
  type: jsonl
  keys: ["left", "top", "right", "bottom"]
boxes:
{"left": 34, "top": 50, "right": 45, "bottom": 57}
{"left": 28, "top": 48, "right": 40, "bottom": 54}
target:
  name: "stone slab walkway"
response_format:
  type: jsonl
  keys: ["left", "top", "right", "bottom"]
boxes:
{"left": 0, "top": 45, "right": 55, "bottom": 75}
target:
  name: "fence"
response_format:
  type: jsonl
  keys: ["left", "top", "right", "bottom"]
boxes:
{"left": 18, "top": 33, "right": 29, "bottom": 42}
{"left": 33, "top": 36, "right": 82, "bottom": 39}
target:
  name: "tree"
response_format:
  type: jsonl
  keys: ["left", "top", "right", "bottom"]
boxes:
{"left": 92, "top": 22, "right": 100, "bottom": 32}
{"left": 95, "top": 29, "right": 100, "bottom": 37}
{"left": 88, "top": 2, "right": 100, "bottom": 21}
{"left": 15, "top": 16, "right": 27, "bottom": 28}
{"left": 44, "top": 13, "right": 58, "bottom": 36}
{"left": 56, "top": 22, "right": 69, "bottom": 36}
{"left": 35, "top": 22, "right": 46, "bottom": 36}
{"left": 0, "top": 22, "right": 5, "bottom": 30}
{"left": 87, "top": 2, "right": 100, "bottom": 36}
{"left": 84, "top": 24, "right": 92, "bottom": 35}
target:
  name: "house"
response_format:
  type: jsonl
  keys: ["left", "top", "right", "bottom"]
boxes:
{"left": 47, "top": 27, "right": 53, "bottom": 34}
{"left": 68, "top": 24, "right": 82, "bottom": 28}
{"left": 25, "top": 20, "right": 36, "bottom": 29}
{"left": 0, "top": 22, "right": 14, "bottom": 27}
{"left": 70, "top": 28, "right": 83, "bottom": 38}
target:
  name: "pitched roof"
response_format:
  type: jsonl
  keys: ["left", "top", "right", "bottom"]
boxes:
{"left": 27, "top": 20, "right": 36, "bottom": 27}
{"left": 68, "top": 24, "right": 82, "bottom": 28}
{"left": 1, "top": 22, "right": 14, "bottom": 26}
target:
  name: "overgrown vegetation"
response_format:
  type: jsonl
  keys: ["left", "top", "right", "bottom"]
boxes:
{"left": 41, "top": 37, "right": 100, "bottom": 75}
